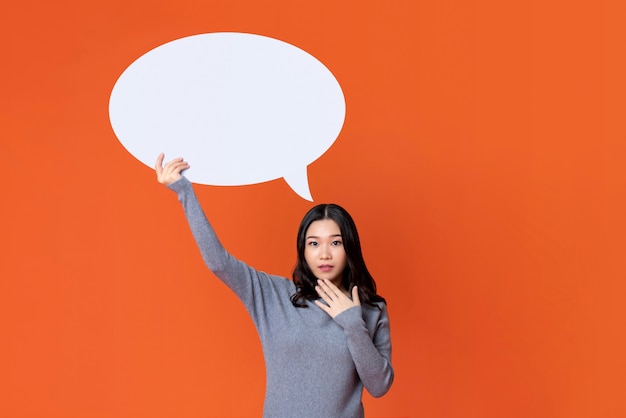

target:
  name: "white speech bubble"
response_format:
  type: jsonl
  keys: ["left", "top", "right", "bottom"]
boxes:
{"left": 109, "top": 32, "right": 346, "bottom": 200}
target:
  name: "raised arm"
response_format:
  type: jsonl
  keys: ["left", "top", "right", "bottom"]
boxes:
{"left": 155, "top": 154, "right": 269, "bottom": 310}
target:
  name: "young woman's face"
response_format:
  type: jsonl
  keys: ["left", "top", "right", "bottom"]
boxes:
{"left": 304, "top": 219, "right": 347, "bottom": 290}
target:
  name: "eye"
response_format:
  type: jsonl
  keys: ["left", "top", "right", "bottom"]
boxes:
{"left": 331, "top": 240, "right": 343, "bottom": 246}
{"left": 307, "top": 241, "right": 318, "bottom": 246}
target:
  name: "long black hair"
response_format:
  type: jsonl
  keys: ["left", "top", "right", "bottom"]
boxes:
{"left": 290, "top": 203, "right": 386, "bottom": 308}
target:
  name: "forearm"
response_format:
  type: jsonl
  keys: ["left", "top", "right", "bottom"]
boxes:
{"left": 334, "top": 306, "right": 394, "bottom": 397}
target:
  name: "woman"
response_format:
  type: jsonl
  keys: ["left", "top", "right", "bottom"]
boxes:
{"left": 155, "top": 153, "right": 393, "bottom": 418}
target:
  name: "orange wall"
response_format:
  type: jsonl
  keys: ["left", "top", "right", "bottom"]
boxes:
{"left": 2, "top": 1, "right": 626, "bottom": 417}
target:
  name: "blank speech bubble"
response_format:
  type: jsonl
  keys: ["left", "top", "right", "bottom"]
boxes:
{"left": 109, "top": 32, "right": 346, "bottom": 201}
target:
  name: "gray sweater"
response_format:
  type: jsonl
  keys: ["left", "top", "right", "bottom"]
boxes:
{"left": 169, "top": 177, "right": 393, "bottom": 417}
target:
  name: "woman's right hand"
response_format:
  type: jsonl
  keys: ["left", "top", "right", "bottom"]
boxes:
{"left": 155, "top": 152, "right": 190, "bottom": 186}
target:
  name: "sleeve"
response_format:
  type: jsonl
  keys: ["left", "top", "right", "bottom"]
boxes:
{"left": 333, "top": 304, "right": 394, "bottom": 397}
{"left": 167, "top": 177, "right": 270, "bottom": 315}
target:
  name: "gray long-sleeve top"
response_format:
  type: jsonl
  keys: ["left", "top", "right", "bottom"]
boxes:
{"left": 169, "top": 177, "right": 393, "bottom": 417}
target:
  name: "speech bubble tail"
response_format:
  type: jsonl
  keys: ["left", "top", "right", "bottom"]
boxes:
{"left": 284, "top": 168, "right": 313, "bottom": 201}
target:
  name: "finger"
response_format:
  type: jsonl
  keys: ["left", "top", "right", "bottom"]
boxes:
{"left": 315, "top": 284, "right": 329, "bottom": 300}
{"left": 168, "top": 161, "right": 189, "bottom": 173}
{"left": 155, "top": 152, "right": 165, "bottom": 174}
{"left": 318, "top": 283, "right": 339, "bottom": 303}
{"left": 314, "top": 300, "right": 331, "bottom": 314}
{"left": 320, "top": 279, "right": 341, "bottom": 298}
{"left": 163, "top": 161, "right": 189, "bottom": 179}
{"left": 163, "top": 157, "right": 183, "bottom": 169}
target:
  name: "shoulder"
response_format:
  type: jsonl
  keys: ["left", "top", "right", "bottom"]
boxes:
{"left": 266, "top": 273, "right": 295, "bottom": 287}
{"left": 259, "top": 272, "right": 297, "bottom": 295}
{"left": 362, "top": 300, "right": 388, "bottom": 314}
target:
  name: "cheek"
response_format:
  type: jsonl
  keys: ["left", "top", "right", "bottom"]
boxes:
{"left": 335, "top": 249, "right": 347, "bottom": 266}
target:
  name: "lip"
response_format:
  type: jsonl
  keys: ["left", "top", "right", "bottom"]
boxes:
{"left": 318, "top": 264, "right": 333, "bottom": 272}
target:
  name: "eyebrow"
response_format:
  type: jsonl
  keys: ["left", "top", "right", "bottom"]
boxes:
{"left": 306, "top": 234, "right": 342, "bottom": 239}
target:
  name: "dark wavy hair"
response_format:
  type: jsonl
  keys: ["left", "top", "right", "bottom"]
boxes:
{"left": 290, "top": 203, "right": 386, "bottom": 308}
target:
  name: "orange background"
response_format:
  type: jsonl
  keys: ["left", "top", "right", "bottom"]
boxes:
{"left": 2, "top": 1, "right": 625, "bottom": 417}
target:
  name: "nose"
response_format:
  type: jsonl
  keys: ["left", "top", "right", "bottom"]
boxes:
{"left": 320, "top": 244, "right": 331, "bottom": 260}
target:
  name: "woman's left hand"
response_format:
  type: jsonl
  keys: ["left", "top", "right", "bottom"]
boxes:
{"left": 314, "top": 279, "right": 361, "bottom": 319}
